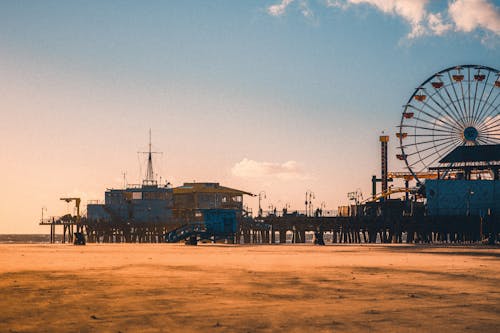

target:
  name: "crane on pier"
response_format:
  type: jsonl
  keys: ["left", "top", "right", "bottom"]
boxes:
{"left": 60, "top": 197, "right": 81, "bottom": 226}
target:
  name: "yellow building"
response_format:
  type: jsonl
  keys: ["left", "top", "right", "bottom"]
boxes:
{"left": 172, "top": 182, "right": 254, "bottom": 218}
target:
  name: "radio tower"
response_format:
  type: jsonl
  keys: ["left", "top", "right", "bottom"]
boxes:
{"left": 140, "top": 129, "right": 161, "bottom": 186}
{"left": 146, "top": 130, "right": 154, "bottom": 182}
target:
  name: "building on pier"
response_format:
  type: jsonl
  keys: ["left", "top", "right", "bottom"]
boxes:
{"left": 46, "top": 131, "right": 254, "bottom": 243}
{"left": 86, "top": 130, "right": 253, "bottom": 224}
{"left": 87, "top": 184, "right": 174, "bottom": 224}
{"left": 87, "top": 131, "right": 175, "bottom": 224}
{"left": 426, "top": 144, "right": 500, "bottom": 216}
{"left": 172, "top": 182, "right": 253, "bottom": 218}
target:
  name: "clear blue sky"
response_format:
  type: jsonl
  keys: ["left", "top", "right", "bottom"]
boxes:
{"left": 1, "top": 1, "right": 499, "bottom": 232}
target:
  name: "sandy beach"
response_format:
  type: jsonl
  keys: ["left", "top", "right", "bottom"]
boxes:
{"left": 0, "top": 244, "right": 499, "bottom": 332}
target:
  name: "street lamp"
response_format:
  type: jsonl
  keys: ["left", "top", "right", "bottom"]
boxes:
{"left": 281, "top": 202, "right": 291, "bottom": 216}
{"left": 348, "top": 189, "right": 363, "bottom": 205}
{"left": 310, "top": 192, "right": 315, "bottom": 216}
{"left": 305, "top": 190, "right": 315, "bottom": 216}
{"left": 268, "top": 204, "right": 275, "bottom": 215}
{"left": 258, "top": 191, "right": 266, "bottom": 217}
{"left": 41, "top": 206, "right": 47, "bottom": 223}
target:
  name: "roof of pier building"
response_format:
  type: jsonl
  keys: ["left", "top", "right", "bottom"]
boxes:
{"left": 439, "top": 144, "right": 500, "bottom": 164}
{"left": 173, "top": 183, "right": 254, "bottom": 196}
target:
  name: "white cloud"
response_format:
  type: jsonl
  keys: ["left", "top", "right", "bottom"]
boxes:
{"left": 269, "top": 0, "right": 500, "bottom": 44}
{"left": 231, "top": 158, "right": 310, "bottom": 180}
{"left": 478, "top": 32, "right": 500, "bottom": 48}
{"left": 267, "top": 0, "right": 315, "bottom": 19}
{"left": 267, "top": 0, "right": 295, "bottom": 16}
{"left": 335, "top": 0, "right": 430, "bottom": 38}
{"left": 427, "top": 12, "right": 452, "bottom": 36}
{"left": 272, "top": 0, "right": 430, "bottom": 37}
{"left": 448, "top": 0, "right": 500, "bottom": 35}
{"left": 325, "top": 0, "right": 349, "bottom": 10}
{"left": 299, "top": 0, "right": 314, "bottom": 18}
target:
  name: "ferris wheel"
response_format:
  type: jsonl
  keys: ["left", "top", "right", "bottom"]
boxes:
{"left": 397, "top": 64, "right": 500, "bottom": 183}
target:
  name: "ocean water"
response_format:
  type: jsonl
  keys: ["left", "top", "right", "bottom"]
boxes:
{"left": 0, "top": 234, "right": 62, "bottom": 244}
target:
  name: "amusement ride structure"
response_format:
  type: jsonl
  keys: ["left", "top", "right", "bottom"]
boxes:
{"left": 398, "top": 65, "right": 500, "bottom": 183}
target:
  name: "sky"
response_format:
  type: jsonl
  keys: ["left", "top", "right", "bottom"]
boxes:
{"left": 1, "top": 0, "right": 499, "bottom": 233}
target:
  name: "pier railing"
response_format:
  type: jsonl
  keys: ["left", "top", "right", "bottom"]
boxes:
{"left": 259, "top": 209, "right": 338, "bottom": 217}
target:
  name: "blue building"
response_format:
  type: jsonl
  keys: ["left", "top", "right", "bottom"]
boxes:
{"left": 87, "top": 183, "right": 173, "bottom": 223}
{"left": 426, "top": 145, "right": 500, "bottom": 216}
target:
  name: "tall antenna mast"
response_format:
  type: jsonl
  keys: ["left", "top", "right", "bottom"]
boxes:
{"left": 146, "top": 129, "right": 154, "bottom": 182}
{"left": 139, "top": 129, "right": 161, "bottom": 186}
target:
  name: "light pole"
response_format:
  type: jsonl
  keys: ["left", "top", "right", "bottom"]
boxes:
{"left": 283, "top": 202, "right": 291, "bottom": 215}
{"left": 310, "top": 192, "right": 315, "bottom": 216}
{"left": 305, "top": 190, "right": 315, "bottom": 216}
{"left": 320, "top": 201, "right": 326, "bottom": 216}
{"left": 268, "top": 204, "right": 275, "bottom": 215}
{"left": 41, "top": 207, "right": 47, "bottom": 223}
{"left": 305, "top": 192, "right": 308, "bottom": 216}
{"left": 258, "top": 191, "right": 266, "bottom": 217}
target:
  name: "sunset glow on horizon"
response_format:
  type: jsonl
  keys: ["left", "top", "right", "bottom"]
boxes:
{"left": 1, "top": 1, "right": 499, "bottom": 233}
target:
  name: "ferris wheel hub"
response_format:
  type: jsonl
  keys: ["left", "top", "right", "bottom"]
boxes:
{"left": 463, "top": 126, "right": 478, "bottom": 142}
